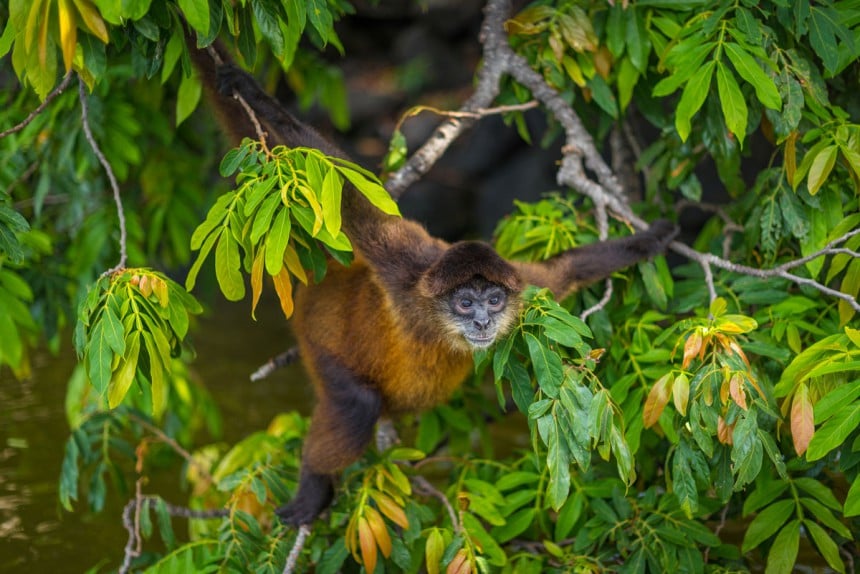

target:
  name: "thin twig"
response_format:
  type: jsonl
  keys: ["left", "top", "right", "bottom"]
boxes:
{"left": 119, "top": 494, "right": 229, "bottom": 574}
{"left": 412, "top": 475, "right": 461, "bottom": 533}
{"left": 580, "top": 278, "right": 613, "bottom": 321}
{"left": 250, "top": 346, "right": 301, "bottom": 381}
{"left": 282, "top": 525, "right": 311, "bottom": 574}
{"left": 128, "top": 413, "right": 214, "bottom": 483}
{"left": 0, "top": 73, "right": 75, "bottom": 139}
{"left": 704, "top": 503, "right": 730, "bottom": 563}
{"left": 78, "top": 77, "right": 127, "bottom": 274}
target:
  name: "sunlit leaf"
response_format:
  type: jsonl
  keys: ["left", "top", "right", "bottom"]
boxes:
{"left": 791, "top": 383, "right": 814, "bottom": 456}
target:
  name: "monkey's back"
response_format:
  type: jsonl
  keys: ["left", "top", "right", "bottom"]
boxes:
{"left": 292, "top": 259, "right": 473, "bottom": 414}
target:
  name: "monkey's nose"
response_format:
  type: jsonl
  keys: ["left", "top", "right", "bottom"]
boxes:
{"left": 474, "top": 318, "right": 490, "bottom": 331}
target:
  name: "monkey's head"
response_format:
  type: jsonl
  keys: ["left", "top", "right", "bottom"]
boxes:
{"left": 418, "top": 242, "right": 523, "bottom": 351}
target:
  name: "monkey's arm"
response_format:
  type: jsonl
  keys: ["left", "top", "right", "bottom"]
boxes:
{"left": 511, "top": 220, "right": 677, "bottom": 299}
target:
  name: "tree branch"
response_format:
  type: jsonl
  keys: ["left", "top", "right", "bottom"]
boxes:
{"left": 78, "top": 77, "right": 127, "bottom": 274}
{"left": 0, "top": 73, "right": 75, "bottom": 139}
{"left": 282, "top": 525, "right": 311, "bottom": 574}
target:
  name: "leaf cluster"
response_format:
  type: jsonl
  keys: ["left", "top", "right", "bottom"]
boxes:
{"left": 186, "top": 139, "right": 399, "bottom": 317}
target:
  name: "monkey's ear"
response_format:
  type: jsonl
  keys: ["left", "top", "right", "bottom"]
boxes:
{"left": 418, "top": 241, "right": 523, "bottom": 298}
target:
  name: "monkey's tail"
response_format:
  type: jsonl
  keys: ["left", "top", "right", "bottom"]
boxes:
{"left": 250, "top": 346, "right": 301, "bottom": 381}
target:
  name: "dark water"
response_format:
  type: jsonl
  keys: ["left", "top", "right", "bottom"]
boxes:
{"left": 0, "top": 297, "right": 311, "bottom": 573}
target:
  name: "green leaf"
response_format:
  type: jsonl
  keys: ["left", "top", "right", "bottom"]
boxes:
{"left": 716, "top": 63, "right": 748, "bottom": 147}
{"left": 335, "top": 165, "right": 400, "bottom": 216}
{"left": 86, "top": 320, "right": 113, "bottom": 396}
{"left": 804, "top": 520, "right": 845, "bottom": 573}
{"left": 806, "top": 403, "right": 860, "bottom": 460}
{"left": 799, "top": 498, "right": 852, "bottom": 539}
{"left": 675, "top": 60, "right": 715, "bottom": 142}
{"left": 845, "top": 475, "right": 860, "bottom": 517}
{"left": 214, "top": 234, "right": 245, "bottom": 301}
{"left": 101, "top": 305, "right": 125, "bottom": 356}
{"left": 794, "top": 477, "right": 842, "bottom": 511}
{"left": 554, "top": 490, "right": 584, "bottom": 542}
{"left": 178, "top": 0, "right": 210, "bottom": 36}
{"left": 765, "top": 520, "right": 800, "bottom": 574}
{"left": 264, "top": 207, "right": 292, "bottom": 276}
{"left": 250, "top": 193, "right": 281, "bottom": 244}
{"left": 807, "top": 145, "right": 838, "bottom": 195}
{"left": 723, "top": 42, "right": 781, "bottom": 110}
{"left": 306, "top": 0, "right": 333, "bottom": 45}
{"left": 491, "top": 507, "right": 535, "bottom": 544}
{"left": 524, "top": 332, "right": 563, "bottom": 398}
{"left": 253, "top": 0, "right": 284, "bottom": 58}
{"left": 808, "top": 7, "right": 841, "bottom": 75}
{"left": 58, "top": 434, "right": 80, "bottom": 511}
{"left": 176, "top": 65, "right": 202, "bottom": 126}
{"left": 108, "top": 332, "right": 140, "bottom": 408}
{"left": 544, "top": 411, "right": 571, "bottom": 511}
{"left": 321, "top": 166, "right": 343, "bottom": 238}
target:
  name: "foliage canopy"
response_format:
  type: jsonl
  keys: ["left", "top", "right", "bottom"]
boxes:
{"left": 1, "top": 0, "right": 860, "bottom": 572}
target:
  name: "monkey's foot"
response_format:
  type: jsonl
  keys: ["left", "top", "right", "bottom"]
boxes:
{"left": 275, "top": 470, "right": 334, "bottom": 527}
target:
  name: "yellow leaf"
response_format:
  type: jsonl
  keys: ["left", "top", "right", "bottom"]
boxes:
{"left": 151, "top": 276, "right": 169, "bottom": 307}
{"left": 672, "top": 373, "right": 690, "bottom": 416}
{"left": 364, "top": 507, "right": 392, "bottom": 558}
{"left": 425, "top": 529, "right": 444, "bottom": 574}
{"left": 643, "top": 373, "right": 673, "bottom": 428}
{"left": 372, "top": 492, "right": 409, "bottom": 529}
{"left": 272, "top": 267, "right": 294, "bottom": 319}
{"left": 38, "top": 0, "right": 50, "bottom": 67}
{"left": 57, "top": 0, "right": 77, "bottom": 72}
{"left": 71, "top": 0, "right": 109, "bottom": 43}
{"left": 785, "top": 131, "right": 797, "bottom": 186}
{"left": 358, "top": 517, "right": 378, "bottom": 574}
{"left": 25, "top": 0, "right": 45, "bottom": 56}
{"left": 108, "top": 333, "right": 140, "bottom": 408}
{"left": 250, "top": 248, "right": 265, "bottom": 319}
{"left": 791, "top": 383, "right": 815, "bottom": 456}
{"left": 283, "top": 244, "right": 308, "bottom": 285}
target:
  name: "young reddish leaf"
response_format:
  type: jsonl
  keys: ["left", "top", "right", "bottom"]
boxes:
{"left": 446, "top": 549, "right": 469, "bottom": 574}
{"left": 682, "top": 330, "right": 703, "bottom": 369}
{"left": 717, "top": 416, "right": 733, "bottom": 445}
{"left": 364, "top": 507, "right": 392, "bottom": 558}
{"left": 730, "top": 373, "right": 748, "bottom": 410}
{"left": 357, "top": 517, "right": 378, "bottom": 574}
{"left": 643, "top": 373, "right": 673, "bottom": 428}
{"left": 791, "top": 383, "right": 814, "bottom": 456}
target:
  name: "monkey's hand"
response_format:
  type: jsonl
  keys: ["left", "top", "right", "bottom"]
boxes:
{"left": 646, "top": 219, "right": 680, "bottom": 253}
{"left": 215, "top": 63, "right": 253, "bottom": 99}
{"left": 274, "top": 470, "right": 334, "bottom": 527}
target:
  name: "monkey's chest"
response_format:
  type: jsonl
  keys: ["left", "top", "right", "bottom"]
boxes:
{"left": 375, "top": 344, "right": 474, "bottom": 414}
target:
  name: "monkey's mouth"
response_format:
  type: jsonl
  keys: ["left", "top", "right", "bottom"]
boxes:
{"left": 465, "top": 334, "right": 495, "bottom": 348}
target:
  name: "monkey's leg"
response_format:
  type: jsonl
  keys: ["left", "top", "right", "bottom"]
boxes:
{"left": 276, "top": 359, "right": 382, "bottom": 526}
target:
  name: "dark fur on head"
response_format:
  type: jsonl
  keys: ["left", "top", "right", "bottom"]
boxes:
{"left": 418, "top": 241, "right": 523, "bottom": 298}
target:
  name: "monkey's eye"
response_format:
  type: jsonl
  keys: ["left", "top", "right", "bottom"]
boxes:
{"left": 488, "top": 296, "right": 500, "bottom": 306}
{"left": 459, "top": 298, "right": 473, "bottom": 309}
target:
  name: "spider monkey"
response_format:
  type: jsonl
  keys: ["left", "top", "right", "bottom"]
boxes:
{"left": 186, "top": 34, "right": 677, "bottom": 526}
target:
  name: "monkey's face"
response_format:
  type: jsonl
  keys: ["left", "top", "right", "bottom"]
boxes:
{"left": 446, "top": 281, "right": 518, "bottom": 350}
